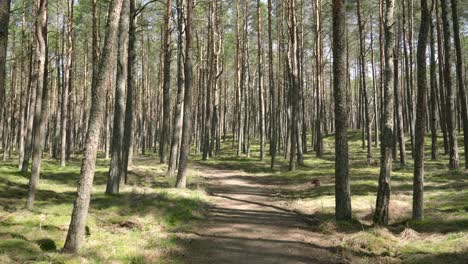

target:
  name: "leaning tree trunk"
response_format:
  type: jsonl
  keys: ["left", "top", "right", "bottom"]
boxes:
{"left": 374, "top": 0, "right": 395, "bottom": 226}
{"left": 439, "top": 0, "right": 459, "bottom": 170}
{"left": 413, "top": 0, "right": 430, "bottom": 221}
{"left": 332, "top": 0, "right": 352, "bottom": 221}
{"left": 27, "top": 0, "right": 49, "bottom": 210}
{"left": 106, "top": 0, "right": 129, "bottom": 194}
{"left": 63, "top": 0, "right": 124, "bottom": 253}
{"left": 175, "top": 0, "right": 194, "bottom": 188}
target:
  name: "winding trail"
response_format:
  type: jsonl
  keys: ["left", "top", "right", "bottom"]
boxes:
{"left": 177, "top": 163, "right": 346, "bottom": 264}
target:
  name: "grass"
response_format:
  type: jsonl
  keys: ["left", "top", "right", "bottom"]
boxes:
{"left": 1, "top": 130, "right": 467, "bottom": 263}
{"left": 0, "top": 155, "right": 207, "bottom": 263}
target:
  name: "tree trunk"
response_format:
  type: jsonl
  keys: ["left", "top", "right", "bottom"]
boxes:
{"left": 61, "top": 0, "right": 74, "bottom": 167}
{"left": 268, "top": 0, "right": 276, "bottom": 169}
{"left": 333, "top": 0, "right": 352, "bottom": 220}
{"left": 439, "top": 0, "right": 459, "bottom": 170}
{"left": 356, "top": 0, "right": 372, "bottom": 163}
{"left": 63, "top": 0, "right": 124, "bottom": 253}
{"left": 429, "top": 2, "right": 438, "bottom": 160}
{"left": 122, "top": 0, "right": 136, "bottom": 184}
{"left": 0, "top": 0, "right": 10, "bottom": 131}
{"left": 450, "top": 0, "right": 468, "bottom": 170}
{"left": 257, "top": 0, "right": 265, "bottom": 161}
{"left": 413, "top": 0, "right": 430, "bottom": 221}
{"left": 168, "top": 0, "right": 185, "bottom": 176}
{"left": 159, "top": 0, "right": 173, "bottom": 164}
{"left": 27, "top": 0, "right": 49, "bottom": 210}
{"left": 374, "top": 0, "right": 395, "bottom": 226}
{"left": 175, "top": 0, "right": 194, "bottom": 188}
{"left": 106, "top": 0, "right": 129, "bottom": 194}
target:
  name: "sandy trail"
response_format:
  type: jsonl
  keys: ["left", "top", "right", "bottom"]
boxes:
{"left": 177, "top": 164, "right": 346, "bottom": 264}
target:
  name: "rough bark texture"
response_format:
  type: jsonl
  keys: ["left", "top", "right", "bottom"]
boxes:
{"left": 61, "top": 0, "right": 74, "bottom": 167}
{"left": 0, "top": 0, "right": 10, "bottom": 130}
{"left": 175, "top": 0, "right": 194, "bottom": 188}
{"left": 168, "top": 0, "right": 185, "bottom": 176}
{"left": 122, "top": 0, "right": 136, "bottom": 185}
{"left": 267, "top": 0, "right": 277, "bottom": 169}
{"left": 287, "top": 0, "right": 299, "bottom": 172}
{"left": 356, "top": 0, "right": 372, "bottom": 164}
{"left": 159, "top": 0, "right": 173, "bottom": 164}
{"left": 106, "top": 0, "right": 130, "bottom": 194}
{"left": 332, "top": 0, "right": 351, "bottom": 221}
{"left": 450, "top": 0, "right": 468, "bottom": 170}
{"left": 413, "top": 0, "right": 430, "bottom": 221}
{"left": 439, "top": 0, "right": 459, "bottom": 170}
{"left": 257, "top": 0, "right": 265, "bottom": 161}
{"left": 429, "top": 2, "right": 438, "bottom": 160}
{"left": 374, "top": 0, "right": 395, "bottom": 226}
{"left": 63, "top": 0, "right": 124, "bottom": 253}
{"left": 27, "top": 0, "right": 49, "bottom": 210}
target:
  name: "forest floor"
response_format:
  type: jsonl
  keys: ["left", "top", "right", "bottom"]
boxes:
{"left": 0, "top": 131, "right": 467, "bottom": 263}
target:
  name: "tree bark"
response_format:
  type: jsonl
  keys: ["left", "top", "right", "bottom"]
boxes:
{"left": 413, "top": 0, "right": 430, "bottom": 221}
{"left": 257, "top": 0, "right": 265, "bottom": 161}
{"left": 175, "top": 0, "right": 194, "bottom": 188}
{"left": 63, "top": 0, "right": 124, "bottom": 253}
{"left": 106, "top": 0, "right": 130, "bottom": 194}
{"left": 439, "top": 0, "right": 459, "bottom": 170}
{"left": 374, "top": 0, "right": 395, "bottom": 226}
{"left": 168, "top": 0, "right": 185, "bottom": 176}
{"left": 429, "top": 1, "right": 438, "bottom": 160}
{"left": 333, "top": 0, "right": 352, "bottom": 220}
{"left": 27, "top": 0, "right": 49, "bottom": 210}
{"left": 268, "top": 0, "right": 276, "bottom": 169}
{"left": 0, "top": 0, "right": 10, "bottom": 135}
{"left": 122, "top": 0, "right": 136, "bottom": 185}
{"left": 356, "top": 0, "right": 372, "bottom": 163}
{"left": 450, "top": 0, "right": 468, "bottom": 170}
{"left": 61, "top": 0, "right": 74, "bottom": 167}
{"left": 159, "top": 0, "right": 173, "bottom": 164}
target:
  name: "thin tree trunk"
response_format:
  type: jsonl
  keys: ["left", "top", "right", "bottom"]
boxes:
{"left": 374, "top": 0, "right": 395, "bottom": 226}
{"left": 122, "top": 0, "right": 136, "bottom": 184}
{"left": 0, "top": 0, "right": 10, "bottom": 132}
{"left": 429, "top": 2, "right": 438, "bottom": 160}
{"left": 450, "top": 0, "right": 468, "bottom": 170}
{"left": 268, "top": 0, "right": 276, "bottom": 169}
{"left": 413, "top": 0, "right": 430, "bottom": 221}
{"left": 175, "top": 0, "right": 194, "bottom": 188}
{"left": 106, "top": 0, "right": 129, "bottom": 194}
{"left": 357, "top": 0, "right": 372, "bottom": 163}
{"left": 439, "top": 0, "right": 459, "bottom": 169}
{"left": 168, "top": 0, "right": 185, "bottom": 176}
{"left": 61, "top": 0, "right": 74, "bottom": 167}
{"left": 159, "top": 0, "right": 173, "bottom": 164}
{"left": 257, "top": 0, "right": 265, "bottom": 161}
{"left": 26, "top": 0, "right": 49, "bottom": 210}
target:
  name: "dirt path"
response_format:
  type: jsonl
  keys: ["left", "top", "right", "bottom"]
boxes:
{"left": 176, "top": 163, "right": 347, "bottom": 264}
